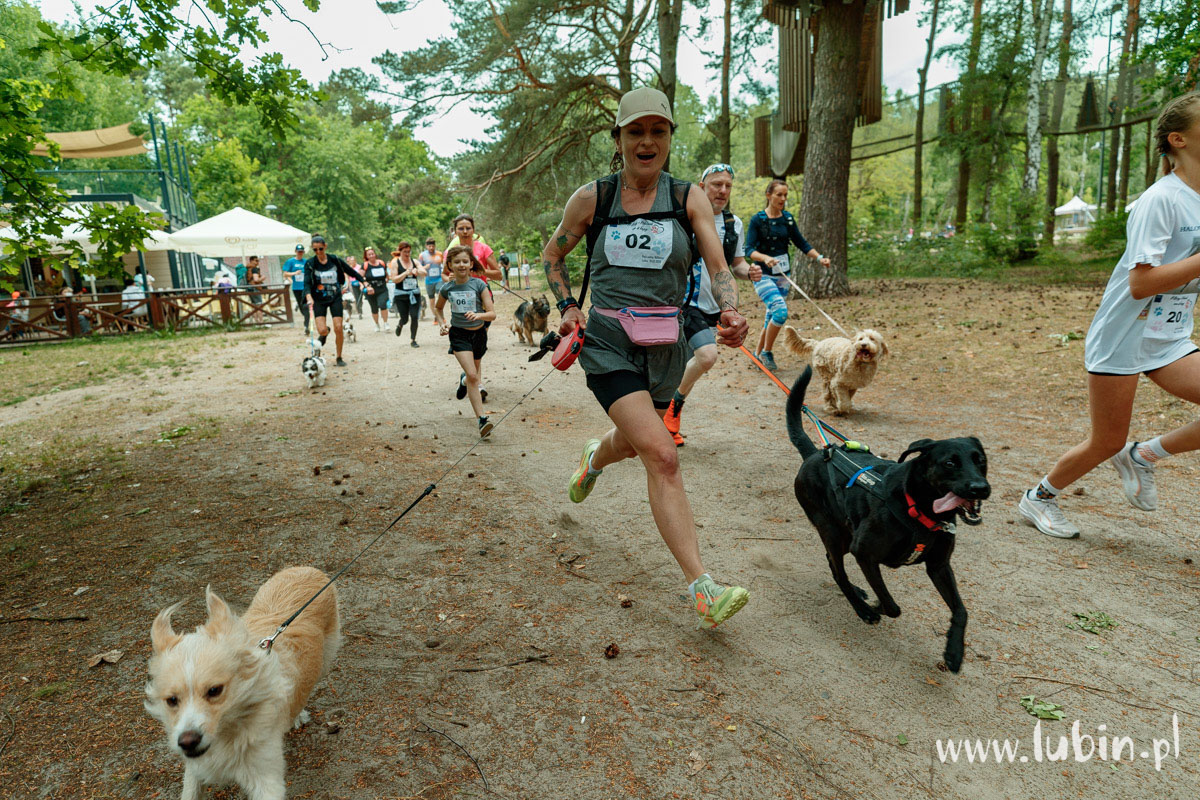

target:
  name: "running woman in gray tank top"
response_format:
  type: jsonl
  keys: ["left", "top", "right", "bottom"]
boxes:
{"left": 541, "top": 86, "right": 753, "bottom": 630}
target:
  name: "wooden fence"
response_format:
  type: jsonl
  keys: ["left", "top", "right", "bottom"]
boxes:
{"left": 0, "top": 285, "right": 294, "bottom": 346}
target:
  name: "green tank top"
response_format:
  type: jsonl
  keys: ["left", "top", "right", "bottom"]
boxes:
{"left": 586, "top": 171, "right": 694, "bottom": 311}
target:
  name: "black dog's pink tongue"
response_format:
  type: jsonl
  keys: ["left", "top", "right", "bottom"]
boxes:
{"left": 932, "top": 492, "right": 966, "bottom": 514}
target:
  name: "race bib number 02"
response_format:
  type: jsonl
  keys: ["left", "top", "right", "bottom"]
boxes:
{"left": 604, "top": 219, "right": 672, "bottom": 270}
{"left": 1144, "top": 293, "right": 1196, "bottom": 341}
{"left": 450, "top": 291, "right": 476, "bottom": 314}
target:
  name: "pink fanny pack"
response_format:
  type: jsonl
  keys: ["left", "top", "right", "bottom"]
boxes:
{"left": 595, "top": 306, "right": 680, "bottom": 346}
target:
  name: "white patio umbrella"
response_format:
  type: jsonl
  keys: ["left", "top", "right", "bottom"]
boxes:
{"left": 166, "top": 207, "right": 310, "bottom": 257}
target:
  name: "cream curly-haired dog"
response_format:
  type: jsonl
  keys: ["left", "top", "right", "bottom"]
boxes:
{"left": 781, "top": 326, "right": 888, "bottom": 415}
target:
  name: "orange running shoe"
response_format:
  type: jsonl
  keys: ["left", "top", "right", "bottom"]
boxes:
{"left": 663, "top": 398, "right": 684, "bottom": 447}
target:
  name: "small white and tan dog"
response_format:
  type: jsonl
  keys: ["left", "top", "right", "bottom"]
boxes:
{"left": 145, "top": 566, "right": 341, "bottom": 800}
{"left": 781, "top": 325, "right": 888, "bottom": 416}
{"left": 301, "top": 350, "right": 326, "bottom": 389}
{"left": 344, "top": 321, "right": 356, "bottom": 343}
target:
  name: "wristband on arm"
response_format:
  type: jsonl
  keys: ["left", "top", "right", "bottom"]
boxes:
{"left": 557, "top": 297, "right": 579, "bottom": 314}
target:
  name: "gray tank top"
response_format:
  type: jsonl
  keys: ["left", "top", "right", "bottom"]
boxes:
{"left": 586, "top": 171, "right": 693, "bottom": 311}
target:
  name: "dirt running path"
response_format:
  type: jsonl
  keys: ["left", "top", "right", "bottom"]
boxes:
{"left": 2, "top": 281, "right": 1199, "bottom": 799}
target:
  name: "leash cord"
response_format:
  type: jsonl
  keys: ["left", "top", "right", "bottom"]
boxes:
{"left": 779, "top": 272, "right": 850, "bottom": 337}
{"left": 722, "top": 326, "right": 849, "bottom": 447}
{"left": 487, "top": 279, "right": 533, "bottom": 305}
{"left": 259, "top": 363, "right": 561, "bottom": 651}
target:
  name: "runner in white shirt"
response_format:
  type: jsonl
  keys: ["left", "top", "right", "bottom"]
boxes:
{"left": 1020, "top": 92, "right": 1200, "bottom": 539}
{"left": 663, "top": 164, "right": 761, "bottom": 446}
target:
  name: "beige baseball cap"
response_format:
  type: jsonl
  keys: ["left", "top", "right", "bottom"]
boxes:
{"left": 616, "top": 87, "right": 674, "bottom": 127}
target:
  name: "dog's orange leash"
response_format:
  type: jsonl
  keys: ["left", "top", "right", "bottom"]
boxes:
{"left": 738, "top": 342, "right": 792, "bottom": 395}
{"left": 720, "top": 324, "right": 848, "bottom": 448}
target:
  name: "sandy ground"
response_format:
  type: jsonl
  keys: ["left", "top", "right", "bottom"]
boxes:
{"left": 2, "top": 280, "right": 1199, "bottom": 800}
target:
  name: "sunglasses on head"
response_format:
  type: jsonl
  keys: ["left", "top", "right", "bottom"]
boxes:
{"left": 702, "top": 163, "right": 735, "bottom": 180}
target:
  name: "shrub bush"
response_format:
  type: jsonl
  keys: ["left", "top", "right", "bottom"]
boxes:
{"left": 1083, "top": 210, "right": 1128, "bottom": 257}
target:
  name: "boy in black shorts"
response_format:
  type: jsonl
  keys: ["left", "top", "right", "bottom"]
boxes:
{"left": 435, "top": 245, "right": 497, "bottom": 436}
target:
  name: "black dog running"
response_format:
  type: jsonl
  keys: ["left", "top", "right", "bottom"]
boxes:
{"left": 786, "top": 366, "right": 990, "bottom": 672}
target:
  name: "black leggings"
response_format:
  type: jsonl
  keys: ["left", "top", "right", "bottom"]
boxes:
{"left": 365, "top": 287, "right": 388, "bottom": 314}
{"left": 393, "top": 293, "right": 419, "bottom": 339}
{"left": 293, "top": 289, "right": 310, "bottom": 329}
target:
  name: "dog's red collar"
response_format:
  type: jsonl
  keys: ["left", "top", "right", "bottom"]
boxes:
{"left": 905, "top": 492, "right": 946, "bottom": 532}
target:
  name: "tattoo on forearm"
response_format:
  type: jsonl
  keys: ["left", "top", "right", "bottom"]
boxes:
{"left": 712, "top": 268, "right": 738, "bottom": 311}
{"left": 554, "top": 227, "right": 581, "bottom": 252}
{"left": 543, "top": 259, "right": 572, "bottom": 303}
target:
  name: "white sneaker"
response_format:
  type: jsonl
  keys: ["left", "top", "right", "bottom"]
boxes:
{"left": 1018, "top": 490, "right": 1080, "bottom": 539}
{"left": 1110, "top": 443, "right": 1157, "bottom": 511}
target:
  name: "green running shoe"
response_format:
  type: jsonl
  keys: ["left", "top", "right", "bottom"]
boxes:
{"left": 692, "top": 575, "right": 749, "bottom": 629}
{"left": 569, "top": 438, "right": 602, "bottom": 503}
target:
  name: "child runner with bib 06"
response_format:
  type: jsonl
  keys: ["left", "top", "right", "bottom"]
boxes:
{"left": 1019, "top": 92, "right": 1200, "bottom": 540}
{"left": 435, "top": 245, "right": 497, "bottom": 437}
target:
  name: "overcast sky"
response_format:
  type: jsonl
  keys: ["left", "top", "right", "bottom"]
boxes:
{"left": 37, "top": 0, "right": 1040, "bottom": 158}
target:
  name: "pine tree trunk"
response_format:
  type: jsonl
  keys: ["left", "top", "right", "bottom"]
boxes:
{"left": 1145, "top": 119, "right": 1157, "bottom": 188}
{"left": 799, "top": 0, "right": 867, "bottom": 298}
{"left": 955, "top": 0, "right": 984, "bottom": 230}
{"left": 1117, "top": 0, "right": 1140, "bottom": 210}
{"left": 718, "top": 0, "right": 732, "bottom": 163}
{"left": 1104, "top": 1, "right": 1134, "bottom": 214}
{"left": 913, "top": 0, "right": 941, "bottom": 228}
{"left": 1044, "top": 0, "right": 1073, "bottom": 244}
{"left": 616, "top": 0, "right": 637, "bottom": 93}
{"left": 656, "top": 0, "right": 684, "bottom": 109}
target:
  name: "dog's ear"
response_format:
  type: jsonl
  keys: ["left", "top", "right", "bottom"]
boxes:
{"left": 151, "top": 601, "right": 184, "bottom": 653}
{"left": 898, "top": 439, "right": 936, "bottom": 462}
{"left": 877, "top": 335, "right": 889, "bottom": 358}
{"left": 203, "top": 585, "right": 235, "bottom": 636}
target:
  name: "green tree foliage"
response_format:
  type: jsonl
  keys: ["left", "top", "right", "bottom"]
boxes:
{"left": 0, "top": 1, "right": 158, "bottom": 285}
{"left": 1138, "top": 0, "right": 1200, "bottom": 93}
{"left": 2, "top": 0, "right": 323, "bottom": 288}
{"left": 376, "top": 0, "right": 658, "bottom": 249}
{"left": 191, "top": 139, "right": 269, "bottom": 220}
{"left": 171, "top": 67, "right": 454, "bottom": 256}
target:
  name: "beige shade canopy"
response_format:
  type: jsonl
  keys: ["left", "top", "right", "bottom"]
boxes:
{"left": 31, "top": 123, "right": 149, "bottom": 159}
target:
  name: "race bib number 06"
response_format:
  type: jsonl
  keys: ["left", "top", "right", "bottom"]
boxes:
{"left": 450, "top": 291, "right": 476, "bottom": 314}
{"left": 604, "top": 219, "right": 672, "bottom": 270}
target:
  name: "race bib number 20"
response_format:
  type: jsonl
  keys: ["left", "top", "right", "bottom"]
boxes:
{"left": 1144, "top": 293, "right": 1196, "bottom": 342}
{"left": 604, "top": 219, "right": 672, "bottom": 270}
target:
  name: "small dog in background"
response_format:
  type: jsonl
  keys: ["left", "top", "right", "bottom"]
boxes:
{"left": 301, "top": 346, "right": 326, "bottom": 389}
{"left": 511, "top": 295, "right": 551, "bottom": 346}
{"left": 144, "top": 566, "right": 341, "bottom": 800}
{"left": 344, "top": 320, "right": 356, "bottom": 343}
{"left": 781, "top": 326, "right": 888, "bottom": 415}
